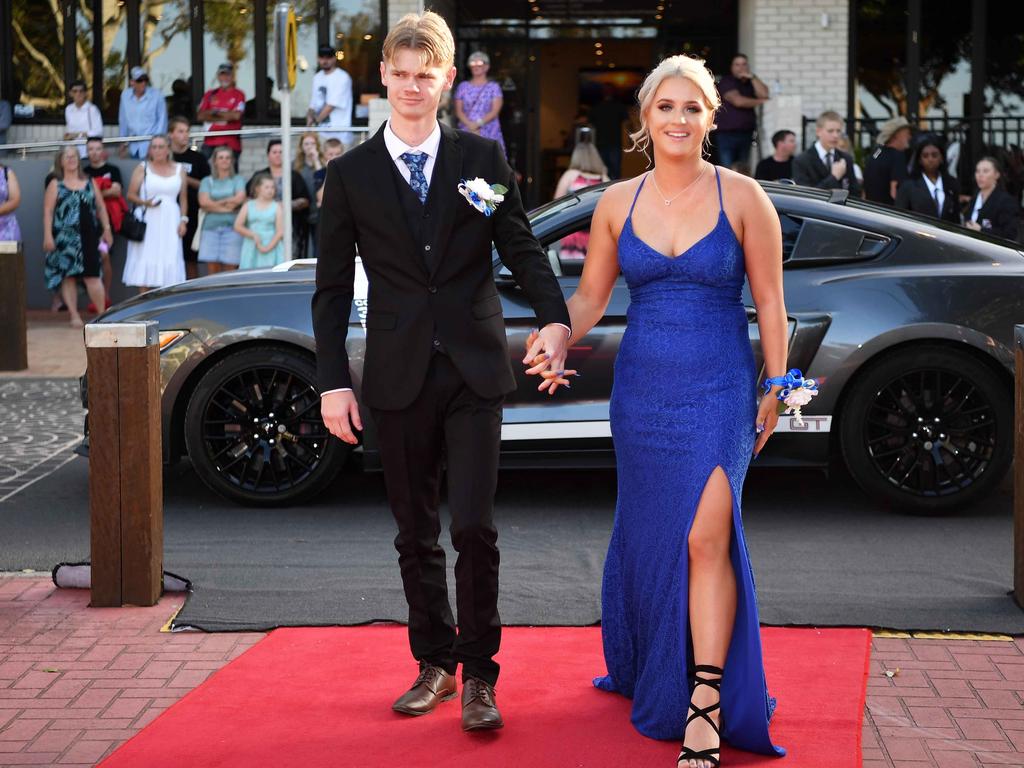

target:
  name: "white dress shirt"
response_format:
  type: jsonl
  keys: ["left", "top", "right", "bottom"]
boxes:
{"left": 922, "top": 174, "right": 945, "bottom": 217}
{"left": 384, "top": 119, "right": 441, "bottom": 183}
{"left": 65, "top": 101, "right": 103, "bottom": 157}
{"left": 321, "top": 120, "right": 569, "bottom": 397}
{"left": 970, "top": 191, "right": 985, "bottom": 223}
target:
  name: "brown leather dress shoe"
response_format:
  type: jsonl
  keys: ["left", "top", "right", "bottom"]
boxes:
{"left": 392, "top": 664, "right": 458, "bottom": 716}
{"left": 461, "top": 677, "right": 504, "bottom": 731}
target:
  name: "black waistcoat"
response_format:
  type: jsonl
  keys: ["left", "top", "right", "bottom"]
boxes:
{"left": 388, "top": 157, "right": 441, "bottom": 275}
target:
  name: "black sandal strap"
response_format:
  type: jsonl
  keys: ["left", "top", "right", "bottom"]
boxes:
{"left": 685, "top": 700, "right": 721, "bottom": 731}
{"left": 677, "top": 746, "right": 721, "bottom": 767}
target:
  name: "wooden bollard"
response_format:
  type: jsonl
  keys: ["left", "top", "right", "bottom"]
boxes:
{"left": 1015, "top": 325, "right": 1024, "bottom": 609}
{"left": 84, "top": 321, "right": 163, "bottom": 607}
{"left": 0, "top": 241, "right": 28, "bottom": 371}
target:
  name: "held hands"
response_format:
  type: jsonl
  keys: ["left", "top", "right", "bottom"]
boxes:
{"left": 523, "top": 326, "right": 576, "bottom": 395}
{"left": 753, "top": 387, "right": 782, "bottom": 457}
{"left": 321, "top": 390, "right": 363, "bottom": 445}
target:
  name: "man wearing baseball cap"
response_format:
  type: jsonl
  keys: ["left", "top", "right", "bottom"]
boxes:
{"left": 197, "top": 63, "right": 246, "bottom": 168}
{"left": 118, "top": 66, "right": 167, "bottom": 159}
{"left": 306, "top": 45, "right": 353, "bottom": 147}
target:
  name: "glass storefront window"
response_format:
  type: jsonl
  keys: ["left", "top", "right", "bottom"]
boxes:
{"left": 10, "top": 0, "right": 65, "bottom": 117}
{"left": 854, "top": 0, "right": 908, "bottom": 120}
{"left": 919, "top": 1, "right": 972, "bottom": 119}
{"left": 98, "top": 0, "right": 128, "bottom": 123}
{"left": 202, "top": 1, "right": 256, "bottom": 116}
{"left": 984, "top": 3, "right": 1024, "bottom": 118}
{"left": 266, "top": 0, "right": 318, "bottom": 120}
{"left": 332, "top": 0, "right": 384, "bottom": 122}
{"left": 140, "top": 0, "right": 192, "bottom": 120}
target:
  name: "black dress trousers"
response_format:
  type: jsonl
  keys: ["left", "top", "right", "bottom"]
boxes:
{"left": 371, "top": 353, "right": 504, "bottom": 686}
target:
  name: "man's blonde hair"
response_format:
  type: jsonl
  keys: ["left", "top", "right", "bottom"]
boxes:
{"left": 382, "top": 11, "right": 455, "bottom": 69}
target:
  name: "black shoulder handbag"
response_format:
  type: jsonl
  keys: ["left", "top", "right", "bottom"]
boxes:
{"left": 121, "top": 162, "right": 148, "bottom": 242}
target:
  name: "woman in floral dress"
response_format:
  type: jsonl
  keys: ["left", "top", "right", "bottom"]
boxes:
{"left": 454, "top": 51, "right": 505, "bottom": 154}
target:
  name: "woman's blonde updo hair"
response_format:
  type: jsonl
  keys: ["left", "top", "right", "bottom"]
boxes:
{"left": 628, "top": 54, "right": 720, "bottom": 161}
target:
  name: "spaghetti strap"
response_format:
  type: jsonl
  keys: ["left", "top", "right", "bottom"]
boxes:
{"left": 713, "top": 164, "right": 723, "bottom": 211}
{"left": 627, "top": 173, "right": 648, "bottom": 221}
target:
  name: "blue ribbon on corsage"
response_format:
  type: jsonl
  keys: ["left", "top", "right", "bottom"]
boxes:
{"left": 458, "top": 177, "right": 508, "bottom": 217}
{"left": 761, "top": 368, "right": 819, "bottom": 427}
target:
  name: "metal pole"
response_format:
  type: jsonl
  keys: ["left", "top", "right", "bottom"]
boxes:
{"left": 1014, "top": 325, "right": 1024, "bottom": 609}
{"left": 281, "top": 88, "right": 293, "bottom": 263}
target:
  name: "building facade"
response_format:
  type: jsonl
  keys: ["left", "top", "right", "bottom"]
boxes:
{"left": 2, "top": 0, "right": 1021, "bottom": 206}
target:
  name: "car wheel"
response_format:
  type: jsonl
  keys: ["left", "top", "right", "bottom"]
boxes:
{"left": 839, "top": 345, "right": 1011, "bottom": 514}
{"left": 184, "top": 345, "right": 350, "bottom": 506}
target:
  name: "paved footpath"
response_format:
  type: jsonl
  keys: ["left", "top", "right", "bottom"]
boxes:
{"left": 0, "top": 576, "right": 1021, "bottom": 767}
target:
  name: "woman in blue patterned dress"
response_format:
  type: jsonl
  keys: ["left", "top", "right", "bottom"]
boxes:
{"left": 42, "top": 146, "right": 113, "bottom": 327}
{"left": 527, "top": 56, "right": 789, "bottom": 767}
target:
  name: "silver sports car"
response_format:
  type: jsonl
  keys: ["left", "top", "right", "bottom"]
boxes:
{"left": 83, "top": 182, "right": 1024, "bottom": 514}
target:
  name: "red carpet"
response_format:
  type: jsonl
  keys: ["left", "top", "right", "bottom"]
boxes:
{"left": 100, "top": 626, "right": 870, "bottom": 768}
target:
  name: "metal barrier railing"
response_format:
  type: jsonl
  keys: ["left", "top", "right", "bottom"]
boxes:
{"left": 0, "top": 125, "right": 372, "bottom": 158}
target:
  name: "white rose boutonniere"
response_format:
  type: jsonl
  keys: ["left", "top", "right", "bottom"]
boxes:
{"left": 458, "top": 177, "right": 508, "bottom": 217}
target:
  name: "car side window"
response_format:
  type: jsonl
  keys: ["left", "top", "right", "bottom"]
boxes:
{"left": 544, "top": 222, "right": 592, "bottom": 277}
{"left": 779, "top": 213, "right": 803, "bottom": 263}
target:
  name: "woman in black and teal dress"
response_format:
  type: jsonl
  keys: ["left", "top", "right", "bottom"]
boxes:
{"left": 42, "top": 146, "right": 113, "bottom": 327}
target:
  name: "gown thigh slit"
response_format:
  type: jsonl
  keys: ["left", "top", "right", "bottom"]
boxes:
{"left": 594, "top": 168, "right": 785, "bottom": 758}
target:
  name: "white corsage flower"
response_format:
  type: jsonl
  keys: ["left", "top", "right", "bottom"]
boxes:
{"left": 458, "top": 177, "right": 507, "bottom": 217}
{"left": 762, "top": 370, "right": 820, "bottom": 428}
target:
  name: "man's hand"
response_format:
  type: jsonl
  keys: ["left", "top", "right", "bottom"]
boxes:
{"left": 321, "top": 390, "right": 363, "bottom": 444}
{"left": 523, "top": 325, "right": 575, "bottom": 395}
{"left": 831, "top": 157, "right": 847, "bottom": 180}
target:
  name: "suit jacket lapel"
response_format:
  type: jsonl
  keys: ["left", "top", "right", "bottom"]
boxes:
{"left": 364, "top": 125, "right": 426, "bottom": 277}
{"left": 427, "top": 124, "right": 464, "bottom": 280}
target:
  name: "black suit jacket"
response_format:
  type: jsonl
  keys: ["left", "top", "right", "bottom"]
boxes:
{"left": 312, "top": 123, "right": 570, "bottom": 410}
{"left": 967, "top": 186, "right": 1020, "bottom": 241}
{"left": 894, "top": 173, "right": 962, "bottom": 224}
{"left": 791, "top": 146, "right": 862, "bottom": 197}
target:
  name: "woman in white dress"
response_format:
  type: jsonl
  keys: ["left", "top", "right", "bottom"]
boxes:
{"left": 123, "top": 134, "right": 188, "bottom": 292}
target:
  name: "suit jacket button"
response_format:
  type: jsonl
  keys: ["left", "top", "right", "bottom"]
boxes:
{"left": 433, "top": 340, "right": 441, "bottom": 347}
{"left": 429, "top": 286, "right": 437, "bottom": 294}
{"left": 424, "top": 244, "right": 432, "bottom": 251}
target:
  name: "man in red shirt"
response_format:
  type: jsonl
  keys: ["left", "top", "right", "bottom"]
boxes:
{"left": 197, "top": 63, "right": 246, "bottom": 169}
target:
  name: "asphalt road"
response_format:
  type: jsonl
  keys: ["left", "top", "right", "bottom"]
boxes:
{"left": 2, "top": 448, "right": 1021, "bottom": 634}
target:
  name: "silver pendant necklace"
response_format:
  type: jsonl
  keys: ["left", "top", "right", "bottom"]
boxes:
{"left": 649, "top": 162, "right": 708, "bottom": 206}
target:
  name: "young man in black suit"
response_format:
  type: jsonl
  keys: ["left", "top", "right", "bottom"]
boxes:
{"left": 313, "top": 12, "right": 571, "bottom": 732}
{"left": 792, "top": 110, "right": 862, "bottom": 196}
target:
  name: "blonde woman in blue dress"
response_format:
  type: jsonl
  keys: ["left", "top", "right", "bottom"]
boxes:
{"left": 234, "top": 172, "right": 284, "bottom": 269}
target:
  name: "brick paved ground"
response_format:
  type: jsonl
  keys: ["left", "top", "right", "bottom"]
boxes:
{"left": 0, "top": 576, "right": 264, "bottom": 767}
{"left": 0, "top": 574, "right": 1022, "bottom": 767}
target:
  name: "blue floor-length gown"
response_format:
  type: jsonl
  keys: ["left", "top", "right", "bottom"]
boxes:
{"left": 594, "top": 167, "right": 785, "bottom": 758}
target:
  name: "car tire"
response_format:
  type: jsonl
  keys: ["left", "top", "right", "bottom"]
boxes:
{"left": 184, "top": 345, "right": 350, "bottom": 506}
{"left": 839, "top": 345, "right": 1011, "bottom": 515}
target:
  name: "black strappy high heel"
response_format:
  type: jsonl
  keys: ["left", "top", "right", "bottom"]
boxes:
{"left": 677, "top": 664, "right": 723, "bottom": 768}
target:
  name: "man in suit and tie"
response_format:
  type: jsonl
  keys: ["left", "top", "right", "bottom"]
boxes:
{"left": 312, "top": 11, "right": 571, "bottom": 732}
{"left": 792, "top": 110, "right": 862, "bottom": 196}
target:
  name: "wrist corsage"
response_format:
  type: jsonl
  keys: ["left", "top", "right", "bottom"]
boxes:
{"left": 458, "top": 177, "right": 507, "bottom": 217}
{"left": 762, "top": 369, "right": 819, "bottom": 427}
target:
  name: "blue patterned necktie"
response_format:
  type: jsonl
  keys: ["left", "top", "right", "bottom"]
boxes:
{"left": 400, "top": 151, "right": 429, "bottom": 204}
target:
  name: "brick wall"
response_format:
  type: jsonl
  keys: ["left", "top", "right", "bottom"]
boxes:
{"left": 739, "top": 0, "right": 849, "bottom": 153}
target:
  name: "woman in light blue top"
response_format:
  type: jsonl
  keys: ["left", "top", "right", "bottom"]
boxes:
{"left": 198, "top": 146, "right": 247, "bottom": 272}
{"left": 234, "top": 172, "right": 284, "bottom": 269}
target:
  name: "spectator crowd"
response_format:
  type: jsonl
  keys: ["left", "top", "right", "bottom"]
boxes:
{"left": 0, "top": 44, "right": 1020, "bottom": 324}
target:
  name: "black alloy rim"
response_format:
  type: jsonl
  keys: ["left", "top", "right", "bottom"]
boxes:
{"left": 200, "top": 366, "right": 329, "bottom": 494}
{"left": 864, "top": 368, "right": 997, "bottom": 498}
